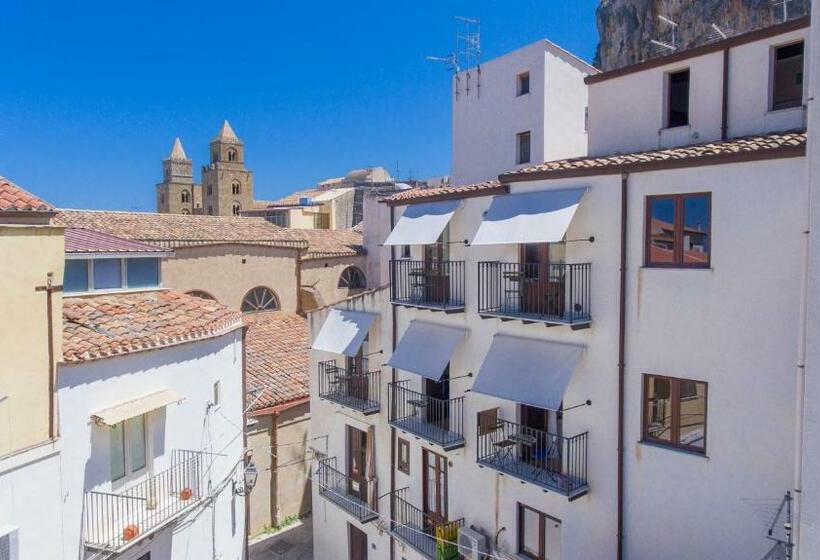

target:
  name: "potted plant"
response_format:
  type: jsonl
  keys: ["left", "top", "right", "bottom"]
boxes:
{"left": 179, "top": 487, "right": 193, "bottom": 501}
{"left": 122, "top": 524, "right": 139, "bottom": 541}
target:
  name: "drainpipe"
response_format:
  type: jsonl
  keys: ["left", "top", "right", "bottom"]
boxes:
{"left": 389, "top": 205, "right": 397, "bottom": 560}
{"left": 296, "top": 248, "right": 304, "bottom": 317}
{"left": 242, "top": 325, "right": 251, "bottom": 560}
{"left": 617, "top": 173, "right": 629, "bottom": 560}
{"left": 721, "top": 47, "right": 730, "bottom": 140}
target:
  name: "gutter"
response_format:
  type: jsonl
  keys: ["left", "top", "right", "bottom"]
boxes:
{"left": 242, "top": 325, "right": 251, "bottom": 560}
{"left": 617, "top": 173, "right": 629, "bottom": 560}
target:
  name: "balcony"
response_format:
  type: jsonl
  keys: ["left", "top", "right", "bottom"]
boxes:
{"left": 316, "top": 457, "right": 378, "bottom": 523}
{"left": 83, "top": 449, "right": 204, "bottom": 552}
{"left": 388, "top": 381, "right": 464, "bottom": 450}
{"left": 477, "top": 262, "right": 592, "bottom": 328}
{"left": 390, "top": 488, "right": 464, "bottom": 559}
{"left": 390, "top": 260, "right": 465, "bottom": 312}
{"left": 318, "top": 359, "right": 380, "bottom": 415}
{"left": 476, "top": 413, "right": 589, "bottom": 499}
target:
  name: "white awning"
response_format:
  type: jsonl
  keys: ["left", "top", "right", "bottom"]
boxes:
{"left": 312, "top": 309, "right": 376, "bottom": 357}
{"left": 472, "top": 335, "right": 584, "bottom": 411}
{"left": 471, "top": 187, "right": 587, "bottom": 246}
{"left": 92, "top": 389, "right": 185, "bottom": 427}
{"left": 383, "top": 200, "right": 460, "bottom": 246}
{"left": 387, "top": 320, "right": 467, "bottom": 381}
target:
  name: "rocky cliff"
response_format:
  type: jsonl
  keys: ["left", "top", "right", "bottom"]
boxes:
{"left": 594, "top": 0, "right": 809, "bottom": 71}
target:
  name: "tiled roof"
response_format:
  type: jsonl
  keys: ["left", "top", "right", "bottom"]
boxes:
{"left": 65, "top": 228, "right": 169, "bottom": 254}
{"left": 62, "top": 291, "right": 243, "bottom": 364}
{"left": 267, "top": 188, "right": 323, "bottom": 207}
{"left": 244, "top": 311, "right": 309, "bottom": 411}
{"left": 0, "top": 176, "right": 54, "bottom": 212}
{"left": 501, "top": 131, "right": 807, "bottom": 181}
{"left": 297, "top": 228, "right": 365, "bottom": 260}
{"left": 382, "top": 180, "right": 505, "bottom": 205}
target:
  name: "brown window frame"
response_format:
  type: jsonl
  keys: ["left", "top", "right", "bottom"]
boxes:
{"left": 771, "top": 40, "right": 805, "bottom": 111}
{"left": 641, "top": 374, "right": 708, "bottom": 454}
{"left": 517, "top": 503, "right": 559, "bottom": 560}
{"left": 397, "top": 438, "right": 410, "bottom": 475}
{"left": 517, "top": 71, "right": 530, "bottom": 96}
{"left": 644, "top": 192, "right": 711, "bottom": 268}
{"left": 516, "top": 131, "right": 531, "bottom": 165}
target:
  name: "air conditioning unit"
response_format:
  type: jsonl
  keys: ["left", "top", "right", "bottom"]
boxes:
{"left": 299, "top": 197, "right": 313, "bottom": 206}
{"left": 458, "top": 526, "right": 489, "bottom": 560}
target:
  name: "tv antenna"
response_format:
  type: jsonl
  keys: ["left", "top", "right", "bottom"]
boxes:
{"left": 649, "top": 15, "right": 678, "bottom": 53}
{"left": 771, "top": 0, "right": 794, "bottom": 23}
{"left": 427, "top": 16, "right": 481, "bottom": 100}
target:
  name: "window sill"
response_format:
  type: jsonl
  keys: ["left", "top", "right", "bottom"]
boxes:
{"left": 661, "top": 124, "right": 691, "bottom": 131}
{"left": 768, "top": 105, "right": 804, "bottom": 115}
{"left": 641, "top": 265, "right": 713, "bottom": 271}
{"left": 64, "top": 286, "right": 166, "bottom": 297}
{"left": 639, "top": 439, "right": 708, "bottom": 459}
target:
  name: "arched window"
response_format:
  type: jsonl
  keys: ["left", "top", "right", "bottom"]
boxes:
{"left": 186, "top": 290, "right": 216, "bottom": 301}
{"left": 232, "top": 180, "right": 241, "bottom": 195}
{"left": 241, "top": 287, "right": 280, "bottom": 313}
{"left": 232, "top": 202, "right": 241, "bottom": 216}
{"left": 181, "top": 208, "right": 191, "bottom": 215}
{"left": 181, "top": 190, "right": 190, "bottom": 203}
{"left": 338, "top": 266, "right": 366, "bottom": 289}
{"left": 228, "top": 148, "right": 237, "bottom": 162}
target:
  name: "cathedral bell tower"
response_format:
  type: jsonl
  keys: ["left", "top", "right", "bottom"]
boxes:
{"left": 156, "top": 138, "right": 198, "bottom": 214}
{"left": 201, "top": 120, "right": 254, "bottom": 216}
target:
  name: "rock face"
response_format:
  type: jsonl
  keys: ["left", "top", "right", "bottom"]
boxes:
{"left": 594, "top": 0, "right": 809, "bottom": 71}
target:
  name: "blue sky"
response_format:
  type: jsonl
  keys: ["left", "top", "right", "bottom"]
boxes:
{"left": 2, "top": 0, "right": 600, "bottom": 210}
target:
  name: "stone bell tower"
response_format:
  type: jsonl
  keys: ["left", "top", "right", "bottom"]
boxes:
{"left": 200, "top": 121, "right": 254, "bottom": 216}
{"left": 156, "top": 138, "right": 199, "bottom": 214}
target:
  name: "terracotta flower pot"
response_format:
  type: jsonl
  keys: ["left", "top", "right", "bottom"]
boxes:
{"left": 122, "top": 524, "right": 139, "bottom": 541}
{"left": 179, "top": 487, "right": 193, "bottom": 501}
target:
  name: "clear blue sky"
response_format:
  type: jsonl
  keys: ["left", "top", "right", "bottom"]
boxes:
{"left": 2, "top": 0, "right": 600, "bottom": 210}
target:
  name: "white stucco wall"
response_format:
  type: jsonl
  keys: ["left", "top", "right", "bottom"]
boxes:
{"left": 588, "top": 26, "right": 809, "bottom": 157}
{"left": 56, "top": 330, "right": 246, "bottom": 560}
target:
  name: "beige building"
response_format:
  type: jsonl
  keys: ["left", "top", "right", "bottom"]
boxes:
{"left": 245, "top": 187, "right": 356, "bottom": 230}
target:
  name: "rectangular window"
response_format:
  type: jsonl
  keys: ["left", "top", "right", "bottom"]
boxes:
{"left": 517, "top": 71, "right": 530, "bottom": 96}
{"left": 265, "top": 211, "right": 290, "bottom": 228}
{"left": 127, "top": 416, "right": 146, "bottom": 472}
{"left": 110, "top": 422, "right": 126, "bottom": 481}
{"left": 666, "top": 69, "right": 690, "bottom": 128}
{"left": 645, "top": 193, "right": 711, "bottom": 268}
{"left": 772, "top": 41, "right": 804, "bottom": 110}
{"left": 400, "top": 245, "right": 411, "bottom": 259}
{"left": 517, "top": 131, "right": 531, "bottom": 165}
{"left": 397, "top": 438, "right": 410, "bottom": 474}
{"left": 314, "top": 213, "right": 330, "bottom": 229}
{"left": 126, "top": 258, "right": 160, "bottom": 289}
{"left": 643, "top": 374, "right": 707, "bottom": 453}
{"left": 93, "top": 258, "right": 123, "bottom": 290}
{"left": 64, "top": 260, "right": 89, "bottom": 293}
{"left": 518, "top": 504, "right": 561, "bottom": 560}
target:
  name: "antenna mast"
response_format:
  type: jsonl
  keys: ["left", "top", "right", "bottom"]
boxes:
{"left": 426, "top": 16, "right": 481, "bottom": 100}
{"left": 771, "top": 0, "right": 794, "bottom": 23}
{"left": 649, "top": 15, "right": 679, "bottom": 53}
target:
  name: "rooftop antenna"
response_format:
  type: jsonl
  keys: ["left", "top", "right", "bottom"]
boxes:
{"left": 771, "top": 0, "right": 794, "bottom": 23}
{"left": 456, "top": 16, "right": 481, "bottom": 98}
{"left": 649, "top": 15, "right": 678, "bottom": 53}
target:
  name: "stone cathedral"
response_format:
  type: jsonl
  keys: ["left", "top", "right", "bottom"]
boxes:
{"left": 156, "top": 121, "right": 255, "bottom": 216}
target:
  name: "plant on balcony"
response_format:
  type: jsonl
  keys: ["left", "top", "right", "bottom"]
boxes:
{"left": 435, "top": 522, "right": 459, "bottom": 560}
{"left": 122, "top": 524, "right": 140, "bottom": 542}
{"left": 179, "top": 487, "right": 193, "bottom": 501}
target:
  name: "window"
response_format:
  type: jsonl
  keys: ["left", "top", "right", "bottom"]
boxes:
{"left": 241, "top": 286, "right": 280, "bottom": 313}
{"left": 265, "top": 211, "right": 290, "bottom": 227}
{"left": 517, "top": 131, "right": 531, "bottom": 164}
{"left": 232, "top": 180, "right": 241, "bottom": 195}
{"left": 0, "top": 529, "right": 18, "bottom": 560}
{"left": 93, "top": 258, "right": 123, "bottom": 290}
{"left": 642, "top": 374, "right": 707, "bottom": 453}
{"left": 397, "top": 438, "right": 410, "bottom": 474}
{"left": 400, "top": 245, "right": 411, "bottom": 259}
{"left": 64, "top": 259, "right": 89, "bottom": 293}
{"left": 232, "top": 202, "right": 241, "bottom": 216}
{"left": 518, "top": 504, "right": 561, "bottom": 560}
{"left": 517, "top": 71, "right": 530, "bottom": 96}
{"left": 228, "top": 148, "right": 237, "bottom": 162}
{"left": 181, "top": 190, "right": 190, "bottom": 203}
{"left": 338, "top": 266, "right": 366, "bottom": 289}
{"left": 207, "top": 184, "right": 213, "bottom": 196}
{"left": 666, "top": 69, "right": 690, "bottom": 128}
{"left": 645, "top": 193, "right": 711, "bottom": 267}
{"left": 213, "top": 380, "right": 221, "bottom": 407}
{"left": 126, "top": 258, "right": 160, "bottom": 289}
{"left": 127, "top": 415, "right": 146, "bottom": 471}
{"left": 110, "top": 421, "right": 126, "bottom": 480}
{"left": 772, "top": 41, "right": 804, "bottom": 110}
{"left": 187, "top": 290, "right": 216, "bottom": 301}
{"left": 208, "top": 205, "right": 213, "bottom": 215}
{"left": 181, "top": 208, "right": 190, "bottom": 215}
{"left": 313, "top": 213, "right": 330, "bottom": 229}
{"left": 110, "top": 415, "right": 148, "bottom": 481}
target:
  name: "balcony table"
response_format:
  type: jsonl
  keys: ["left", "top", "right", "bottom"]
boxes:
{"left": 492, "top": 439, "right": 517, "bottom": 464}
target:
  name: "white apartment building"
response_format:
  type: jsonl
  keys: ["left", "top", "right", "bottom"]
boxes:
{"left": 311, "top": 15, "right": 814, "bottom": 560}
{"left": 451, "top": 40, "right": 596, "bottom": 186}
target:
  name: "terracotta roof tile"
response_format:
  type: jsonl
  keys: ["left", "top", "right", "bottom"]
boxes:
{"left": 65, "top": 228, "right": 169, "bottom": 254}
{"left": 0, "top": 176, "right": 54, "bottom": 212}
{"left": 297, "top": 228, "right": 366, "bottom": 260}
{"left": 62, "top": 291, "right": 243, "bottom": 364}
{"left": 244, "top": 312, "right": 309, "bottom": 410}
{"left": 382, "top": 180, "right": 503, "bottom": 205}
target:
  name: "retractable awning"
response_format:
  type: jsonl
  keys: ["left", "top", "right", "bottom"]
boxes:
{"left": 387, "top": 320, "right": 467, "bottom": 381}
{"left": 383, "top": 200, "right": 461, "bottom": 246}
{"left": 472, "top": 334, "right": 584, "bottom": 411}
{"left": 312, "top": 309, "right": 376, "bottom": 357}
{"left": 92, "top": 389, "right": 185, "bottom": 427}
{"left": 471, "top": 187, "right": 587, "bottom": 246}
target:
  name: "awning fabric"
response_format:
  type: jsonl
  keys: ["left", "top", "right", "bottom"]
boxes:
{"left": 383, "top": 200, "right": 460, "bottom": 246}
{"left": 92, "top": 389, "right": 185, "bottom": 426}
{"left": 472, "top": 335, "right": 584, "bottom": 411}
{"left": 471, "top": 187, "right": 587, "bottom": 246}
{"left": 312, "top": 309, "right": 376, "bottom": 357}
{"left": 387, "top": 320, "right": 466, "bottom": 381}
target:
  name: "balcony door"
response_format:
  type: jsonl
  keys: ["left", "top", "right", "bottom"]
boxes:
{"left": 423, "top": 228, "right": 450, "bottom": 303}
{"left": 346, "top": 337, "right": 368, "bottom": 401}
{"left": 424, "top": 366, "right": 450, "bottom": 430}
{"left": 348, "top": 523, "right": 368, "bottom": 560}
{"left": 422, "top": 449, "right": 448, "bottom": 527}
{"left": 520, "top": 243, "right": 563, "bottom": 317}
{"left": 520, "top": 404, "right": 562, "bottom": 473}
{"left": 346, "top": 426, "right": 368, "bottom": 502}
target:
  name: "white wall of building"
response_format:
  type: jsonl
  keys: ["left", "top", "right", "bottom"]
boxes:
{"left": 56, "top": 330, "right": 246, "bottom": 560}
{"left": 588, "top": 27, "right": 809, "bottom": 157}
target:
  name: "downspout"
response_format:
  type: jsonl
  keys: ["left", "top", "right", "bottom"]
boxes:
{"left": 242, "top": 325, "right": 251, "bottom": 560}
{"left": 721, "top": 47, "right": 730, "bottom": 140}
{"left": 296, "top": 248, "right": 304, "bottom": 317}
{"left": 617, "top": 173, "right": 629, "bottom": 560}
{"left": 46, "top": 273, "right": 56, "bottom": 440}
{"left": 389, "top": 204, "right": 397, "bottom": 560}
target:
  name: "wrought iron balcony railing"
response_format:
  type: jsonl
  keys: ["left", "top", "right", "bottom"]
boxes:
{"left": 316, "top": 457, "right": 378, "bottom": 523}
{"left": 83, "top": 449, "right": 204, "bottom": 552}
{"left": 476, "top": 412, "right": 589, "bottom": 499}
{"left": 388, "top": 381, "right": 464, "bottom": 450}
{"left": 318, "top": 359, "right": 380, "bottom": 415}
{"left": 390, "top": 488, "right": 464, "bottom": 560}
{"left": 477, "top": 261, "right": 592, "bottom": 327}
{"left": 390, "top": 259, "right": 465, "bottom": 312}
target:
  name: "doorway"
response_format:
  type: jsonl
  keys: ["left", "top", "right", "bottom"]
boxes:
{"left": 424, "top": 366, "right": 450, "bottom": 430}
{"left": 348, "top": 523, "right": 368, "bottom": 560}
{"left": 346, "top": 426, "right": 368, "bottom": 503}
{"left": 422, "top": 449, "right": 448, "bottom": 527}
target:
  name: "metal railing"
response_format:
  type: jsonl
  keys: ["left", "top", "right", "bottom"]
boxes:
{"left": 477, "top": 262, "right": 591, "bottom": 325}
{"left": 316, "top": 457, "right": 378, "bottom": 523}
{"left": 390, "top": 488, "right": 464, "bottom": 560}
{"left": 476, "top": 413, "right": 588, "bottom": 497}
{"left": 83, "top": 449, "right": 203, "bottom": 551}
{"left": 388, "top": 381, "right": 464, "bottom": 450}
{"left": 390, "top": 259, "right": 465, "bottom": 311}
{"left": 318, "top": 359, "right": 380, "bottom": 414}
